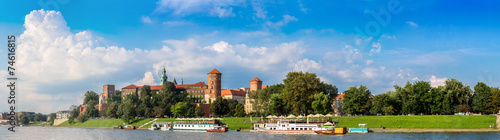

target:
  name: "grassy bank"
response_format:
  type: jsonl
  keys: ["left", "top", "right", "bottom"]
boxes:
{"left": 56, "top": 115, "right": 497, "bottom": 129}
{"left": 332, "top": 115, "right": 497, "bottom": 129}
{"left": 58, "top": 118, "right": 152, "bottom": 128}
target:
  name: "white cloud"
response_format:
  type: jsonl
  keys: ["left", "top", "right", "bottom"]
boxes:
{"left": 266, "top": 15, "right": 298, "bottom": 29}
{"left": 406, "top": 21, "right": 418, "bottom": 27}
{"left": 291, "top": 59, "right": 321, "bottom": 72}
{"left": 369, "top": 42, "right": 382, "bottom": 56}
{"left": 366, "top": 60, "right": 374, "bottom": 65}
{"left": 344, "top": 45, "right": 363, "bottom": 63}
{"left": 204, "top": 41, "right": 234, "bottom": 54}
{"left": 251, "top": 0, "right": 267, "bottom": 19}
{"left": 298, "top": 0, "right": 308, "bottom": 13}
{"left": 429, "top": 75, "right": 447, "bottom": 87}
{"left": 134, "top": 72, "right": 156, "bottom": 85}
{"left": 141, "top": 16, "right": 152, "bottom": 23}
{"left": 154, "top": 0, "right": 243, "bottom": 18}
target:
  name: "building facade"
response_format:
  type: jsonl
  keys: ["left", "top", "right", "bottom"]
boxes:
{"left": 206, "top": 69, "right": 222, "bottom": 103}
{"left": 56, "top": 111, "right": 71, "bottom": 119}
{"left": 244, "top": 77, "right": 267, "bottom": 114}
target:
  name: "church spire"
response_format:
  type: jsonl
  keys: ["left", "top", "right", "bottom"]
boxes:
{"left": 160, "top": 67, "right": 168, "bottom": 85}
{"left": 181, "top": 76, "right": 184, "bottom": 85}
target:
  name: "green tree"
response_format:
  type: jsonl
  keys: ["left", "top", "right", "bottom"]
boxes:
{"left": 442, "top": 78, "right": 472, "bottom": 114}
{"left": 171, "top": 102, "right": 188, "bottom": 117}
{"left": 152, "top": 107, "right": 166, "bottom": 117}
{"left": 472, "top": 82, "right": 491, "bottom": 113}
{"left": 77, "top": 114, "right": 88, "bottom": 123}
{"left": 226, "top": 99, "right": 239, "bottom": 116}
{"left": 19, "top": 114, "right": 30, "bottom": 125}
{"left": 268, "top": 93, "right": 286, "bottom": 115}
{"left": 485, "top": 87, "right": 500, "bottom": 114}
{"left": 48, "top": 113, "right": 56, "bottom": 125}
{"left": 33, "top": 116, "right": 40, "bottom": 122}
{"left": 311, "top": 92, "right": 332, "bottom": 114}
{"left": 234, "top": 103, "right": 246, "bottom": 117}
{"left": 83, "top": 91, "right": 99, "bottom": 105}
{"left": 121, "top": 100, "right": 136, "bottom": 124}
{"left": 281, "top": 71, "right": 323, "bottom": 115}
{"left": 370, "top": 93, "right": 395, "bottom": 114}
{"left": 84, "top": 100, "right": 99, "bottom": 117}
{"left": 249, "top": 84, "right": 284, "bottom": 115}
{"left": 430, "top": 86, "right": 444, "bottom": 114}
{"left": 195, "top": 107, "right": 205, "bottom": 117}
{"left": 68, "top": 116, "right": 75, "bottom": 125}
{"left": 140, "top": 85, "right": 152, "bottom": 99}
{"left": 342, "top": 85, "right": 372, "bottom": 115}
{"left": 210, "top": 97, "right": 229, "bottom": 117}
{"left": 70, "top": 106, "right": 80, "bottom": 118}
{"left": 106, "top": 103, "right": 119, "bottom": 118}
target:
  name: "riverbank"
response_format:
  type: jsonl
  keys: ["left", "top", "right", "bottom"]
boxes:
{"left": 54, "top": 115, "right": 498, "bottom": 130}
{"left": 371, "top": 128, "right": 500, "bottom": 133}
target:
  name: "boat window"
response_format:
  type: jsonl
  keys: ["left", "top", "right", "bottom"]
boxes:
{"left": 287, "top": 128, "right": 290, "bottom": 130}
{"left": 282, "top": 125, "right": 285, "bottom": 127}
{"left": 309, "top": 128, "right": 312, "bottom": 130}
{"left": 291, "top": 128, "right": 294, "bottom": 130}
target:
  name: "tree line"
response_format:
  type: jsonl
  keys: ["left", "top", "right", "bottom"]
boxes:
{"left": 345, "top": 79, "right": 500, "bottom": 115}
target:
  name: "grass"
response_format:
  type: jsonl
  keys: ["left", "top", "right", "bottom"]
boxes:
{"left": 58, "top": 118, "right": 152, "bottom": 128}
{"left": 27, "top": 121, "right": 50, "bottom": 126}
{"left": 56, "top": 115, "right": 497, "bottom": 129}
{"left": 331, "top": 115, "right": 497, "bottom": 129}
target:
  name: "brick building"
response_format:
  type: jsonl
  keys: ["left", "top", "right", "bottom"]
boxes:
{"left": 244, "top": 77, "right": 267, "bottom": 114}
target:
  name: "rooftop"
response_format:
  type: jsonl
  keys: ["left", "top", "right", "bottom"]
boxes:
{"left": 208, "top": 68, "right": 221, "bottom": 74}
{"left": 250, "top": 77, "right": 262, "bottom": 82}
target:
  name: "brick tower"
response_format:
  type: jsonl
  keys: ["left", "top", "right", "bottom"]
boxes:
{"left": 250, "top": 77, "right": 262, "bottom": 91}
{"left": 206, "top": 68, "right": 221, "bottom": 104}
{"left": 103, "top": 84, "right": 115, "bottom": 99}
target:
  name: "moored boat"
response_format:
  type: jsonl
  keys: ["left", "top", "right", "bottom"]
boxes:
{"left": 254, "top": 119, "right": 333, "bottom": 134}
{"left": 313, "top": 122, "right": 347, "bottom": 135}
{"left": 124, "top": 125, "right": 136, "bottom": 130}
{"left": 205, "top": 126, "right": 228, "bottom": 132}
{"left": 171, "top": 118, "right": 226, "bottom": 132}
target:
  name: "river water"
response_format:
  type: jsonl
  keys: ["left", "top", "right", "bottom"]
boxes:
{"left": 1, "top": 126, "right": 499, "bottom": 140}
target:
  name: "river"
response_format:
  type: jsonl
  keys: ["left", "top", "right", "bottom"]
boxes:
{"left": 1, "top": 126, "right": 499, "bottom": 140}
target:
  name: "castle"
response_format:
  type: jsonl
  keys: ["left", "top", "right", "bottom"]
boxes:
{"left": 81, "top": 68, "right": 266, "bottom": 116}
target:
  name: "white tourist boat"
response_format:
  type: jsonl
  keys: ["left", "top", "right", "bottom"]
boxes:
{"left": 171, "top": 118, "right": 226, "bottom": 132}
{"left": 254, "top": 119, "right": 333, "bottom": 134}
{"left": 149, "top": 122, "right": 171, "bottom": 131}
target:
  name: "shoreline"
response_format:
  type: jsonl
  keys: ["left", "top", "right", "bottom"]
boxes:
{"left": 22, "top": 126, "right": 500, "bottom": 133}
{"left": 371, "top": 128, "right": 500, "bottom": 133}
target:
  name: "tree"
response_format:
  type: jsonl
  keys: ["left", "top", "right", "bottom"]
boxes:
{"left": 140, "top": 85, "right": 152, "bottom": 99}
{"left": 268, "top": 93, "right": 285, "bottom": 115}
{"left": 472, "top": 82, "right": 491, "bottom": 113}
{"left": 152, "top": 107, "right": 166, "bottom": 117}
{"left": 370, "top": 93, "right": 395, "bottom": 115}
{"left": 312, "top": 92, "right": 332, "bottom": 114}
{"left": 33, "top": 116, "right": 40, "bottom": 122}
{"left": 342, "top": 85, "right": 372, "bottom": 115}
{"left": 249, "top": 84, "right": 284, "bottom": 115}
{"left": 77, "top": 114, "right": 88, "bottom": 123}
{"left": 442, "top": 78, "right": 472, "bottom": 114}
{"left": 84, "top": 100, "right": 99, "bottom": 117}
{"left": 171, "top": 102, "right": 188, "bottom": 117}
{"left": 458, "top": 104, "right": 471, "bottom": 112}
{"left": 83, "top": 91, "right": 99, "bottom": 105}
{"left": 383, "top": 105, "right": 395, "bottom": 115}
{"left": 19, "top": 114, "right": 30, "bottom": 125}
{"left": 70, "top": 106, "right": 80, "bottom": 118}
{"left": 48, "top": 113, "right": 56, "bottom": 125}
{"left": 68, "top": 116, "right": 75, "bottom": 125}
{"left": 234, "top": 103, "right": 245, "bottom": 117}
{"left": 430, "top": 86, "right": 444, "bottom": 114}
{"left": 106, "top": 103, "right": 119, "bottom": 118}
{"left": 281, "top": 72, "right": 323, "bottom": 115}
{"left": 195, "top": 107, "right": 205, "bottom": 117}
{"left": 485, "top": 87, "right": 500, "bottom": 114}
{"left": 121, "top": 100, "right": 136, "bottom": 124}
{"left": 226, "top": 99, "right": 239, "bottom": 116}
{"left": 210, "top": 97, "right": 229, "bottom": 117}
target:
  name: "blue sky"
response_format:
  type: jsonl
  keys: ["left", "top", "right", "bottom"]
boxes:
{"left": 1, "top": 0, "right": 500, "bottom": 113}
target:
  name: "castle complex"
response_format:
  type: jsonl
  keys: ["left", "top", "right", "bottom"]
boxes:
{"left": 100, "top": 68, "right": 266, "bottom": 116}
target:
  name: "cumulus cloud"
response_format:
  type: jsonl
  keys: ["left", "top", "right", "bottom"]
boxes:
{"left": 291, "top": 59, "right": 321, "bottom": 72}
{"left": 141, "top": 16, "right": 152, "bottom": 23}
{"left": 406, "top": 21, "right": 418, "bottom": 27}
{"left": 369, "top": 42, "right": 382, "bottom": 56}
{"left": 204, "top": 41, "right": 234, "bottom": 54}
{"left": 155, "top": 0, "right": 242, "bottom": 18}
{"left": 344, "top": 45, "right": 363, "bottom": 63}
{"left": 429, "top": 75, "right": 447, "bottom": 87}
{"left": 134, "top": 72, "right": 156, "bottom": 85}
{"left": 266, "top": 15, "right": 298, "bottom": 29}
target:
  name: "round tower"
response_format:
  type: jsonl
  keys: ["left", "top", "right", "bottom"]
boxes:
{"left": 207, "top": 68, "right": 222, "bottom": 103}
{"left": 250, "top": 77, "right": 262, "bottom": 91}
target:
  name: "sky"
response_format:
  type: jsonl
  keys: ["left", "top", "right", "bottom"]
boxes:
{"left": 1, "top": 0, "right": 500, "bottom": 113}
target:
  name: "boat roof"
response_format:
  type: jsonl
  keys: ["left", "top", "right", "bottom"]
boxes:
{"left": 175, "top": 118, "right": 223, "bottom": 121}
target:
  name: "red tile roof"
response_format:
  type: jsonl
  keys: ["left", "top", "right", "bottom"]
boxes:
{"left": 250, "top": 77, "right": 262, "bottom": 82}
{"left": 208, "top": 68, "right": 221, "bottom": 74}
{"left": 221, "top": 89, "right": 246, "bottom": 96}
{"left": 336, "top": 93, "right": 345, "bottom": 98}
{"left": 175, "top": 82, "right": 207, "bottom": 89}
{"left": 262, "top": 85, "right": 268, "bottom": 89}
{"left": 122, "top": 84, "right": 137, "bottom": 89}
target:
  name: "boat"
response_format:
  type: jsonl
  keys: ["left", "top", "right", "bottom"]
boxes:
{"left": 254, "top": 119, "right": 333, "bottom": 134}
{"left": 113, "top": 125, "right": 123, "bottom": 129}
{"left": 149, "top": 122, "right": 172, "bottom": 131}
{"left": 171, "top": 118, "right": 226, "bottom": 132}
{"left": 313, "top": 122, "right": 347, "bottom": 135}
{"left": 124, "top": 125, "right": 136, "bottom": 130}
{"left": 205, "top": 126, "right": 228, "bottom": 132}
{"left": 348, "top": 124, "right": 369, "bottom": 133}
